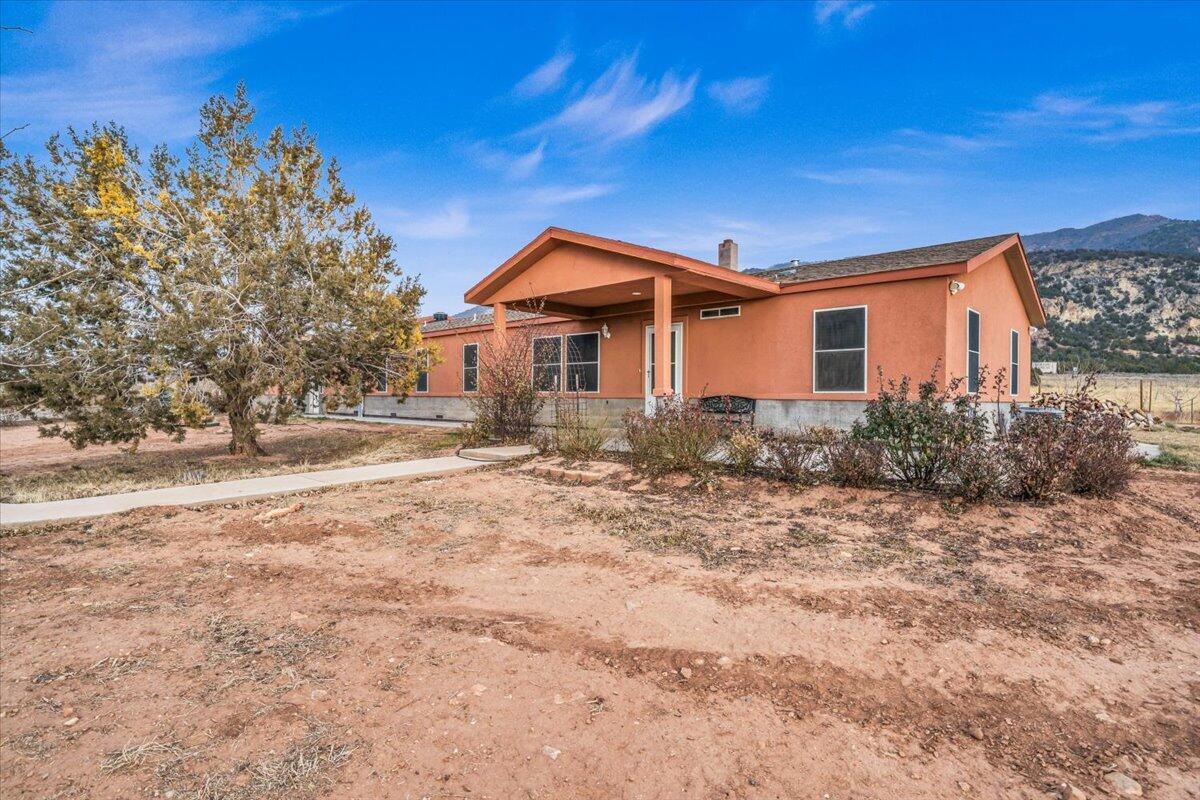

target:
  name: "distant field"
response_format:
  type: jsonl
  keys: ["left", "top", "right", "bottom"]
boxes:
{"left": 1037, "top": 372, "right": 1200, "bottom": 422}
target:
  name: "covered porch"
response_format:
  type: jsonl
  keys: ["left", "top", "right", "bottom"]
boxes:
{"left": 464, "top": 227, "right": 779, "bottom": 399}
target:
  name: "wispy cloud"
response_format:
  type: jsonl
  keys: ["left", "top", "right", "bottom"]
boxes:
{"left": 801, "top": 167, "right": 936, "bottom": 186}
{"left": 530, "top": 54, "right": 698, "bottom": 145}
{"left": 707, "top": 76, "right": 771, "bottom": 114}
{"left": 636, "top": 214, "right": 882, "bottom": 262}
{"left": 996, "top": 92, "right": 1200, "bottom": 142}
{"left": 814, "top": 1, "right": 876, "bottom": 28}
{"left": 385, "top": 201, "right": 473, "bottom": 240}
{"left": 469, "top": 139, "right": 546, "bottom": 179}
{"left": 526, "top": 183, "right": 617, "bottom": 206}
{"left": 513, "top": 51, "right": 574, "bottom": 98}
{"left": 0, "top": 1, "right": 339, "bottom": 142}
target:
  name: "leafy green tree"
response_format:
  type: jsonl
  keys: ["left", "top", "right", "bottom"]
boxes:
{"left": 0, "top": 85, "right": 425, "bottom": 455}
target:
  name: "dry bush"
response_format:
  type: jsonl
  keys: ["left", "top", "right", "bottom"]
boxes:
{"left": 760, "top": 428, "right": 822, "bottom": 484}
{"left": 725, "top": 427, "right": 764, "bottom": 477}
{"left": 1003, "top": 414, "right": 1071, "bottom": 500}
{"left": 945, "top": 440, "right": 1008, "bottom": 502}
{"left": 466, "top": 315, "right": 554, "bottom": 444}
{"left": 621, "top": 398, "right": 723, "bottom": 478}
{"left": 537, "top": 396, "right": 608, "bottom": 462}
{"left": 819, "top": 430, "right": 884, "bottom": 488}
{"left": 1065, "top": 412, "right": 1138, "bottom": 496}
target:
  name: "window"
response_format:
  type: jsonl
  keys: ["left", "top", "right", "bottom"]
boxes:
{"left": 415, "top": 350, "right": 430, "bottom": 393}
{"left": 967, "top": 309, "right": 981, "bottom": 394}
{"left": 373, "top": 370, "right": 388, "bottom": 393}
{"left": 532, "top": 335, "right": 562, "bottom": 392}
{"left": 813, "top": 306, "right": 866, "bottom": 393}
{"left": 565, "top": 332, "right": 600, "bottom": 392}
{"left": 700, "top": 305, "right": 741, "bottom": 320}
{"left": 1010, "top": 329, "right": 1020, "bottom": 396}
{"left": 462, "top": 343, "right": 478, "bottom": 392}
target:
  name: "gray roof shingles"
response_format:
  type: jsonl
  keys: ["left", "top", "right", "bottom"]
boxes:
{"left": 747, "top": 233, "right": 1016, "bottom": 283}
{"left": 422, "top": 234, "right": 1018, "bottom": 332}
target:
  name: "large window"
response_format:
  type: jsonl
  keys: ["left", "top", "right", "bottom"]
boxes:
{"left": 565, "top": 332, "right": 600, "bottom": 392}
{"left": 967, "top": 308, "right": 981, "bottom": 394}
{"left": 462, "top": 343, "right": 478, "bottom": 392}
{"left": 813, "top": 306, "right": 867, "bottom": 393}
{"left": 532, "top": 335, "right": 562, "bottom": 392}
{"left": 1010, "top": 329, "right": 1019, "bottom": 396}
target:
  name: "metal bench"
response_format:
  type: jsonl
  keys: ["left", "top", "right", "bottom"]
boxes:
{"left": 698, "top": 395, "right": 757, "bottom": 428}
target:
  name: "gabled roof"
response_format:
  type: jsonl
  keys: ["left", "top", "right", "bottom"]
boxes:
{"left": 749, "top": 234, "right": 1017, "bottom": 283}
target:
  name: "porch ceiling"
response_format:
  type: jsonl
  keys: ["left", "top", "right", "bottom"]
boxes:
{"left": 465, "top": 227, "right": 779, "bottom": 318}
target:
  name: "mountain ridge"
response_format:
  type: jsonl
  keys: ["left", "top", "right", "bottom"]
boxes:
{"left": 1024, "top": 214, "right": 1200, "bottom": 256}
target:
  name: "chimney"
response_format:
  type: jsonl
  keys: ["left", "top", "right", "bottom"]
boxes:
{"left": 718, "top": 238, "right": 738, "bottom": 270}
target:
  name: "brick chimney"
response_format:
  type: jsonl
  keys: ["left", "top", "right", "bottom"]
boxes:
{"left": 718, "top": 238, "right": 738, "bottom": 270}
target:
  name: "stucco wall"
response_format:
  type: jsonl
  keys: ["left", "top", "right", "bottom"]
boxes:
{"left": 945, "top": 252, "right": 1034, "bottom": 401}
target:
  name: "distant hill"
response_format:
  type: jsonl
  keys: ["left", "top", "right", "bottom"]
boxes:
{"left": 1029, "top": 249, "right": 1200, "bottom": 374}
{"left": 1025, "top": 214, "right": 1200, "bottom": 255}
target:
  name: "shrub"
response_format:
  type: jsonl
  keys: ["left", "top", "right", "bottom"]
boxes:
{"left": 945, "top": 440, "right": 1007, "bottom": 502}
{"left": 1002, "top": 413, "right": 1070, "bottom": 501}
{"left": 854, "top": 364, "right": 989, "bottom": 489}
{"left": 725, "top": 426, "right": 764, "bottom": 477}
{"left": 466, "top": 317, "right": 548, "bottom": 444}
{"left": 760, "top": 428, "right": 822, "bottom": 484}
{"left": 621, "top": 398, "right": 723, "bottom": 478}
{"left": 1064, "top": 412, "right": 1138, "bottom": 496}
{"left": 819, "top": 430, "right": 884, "bottom": 488}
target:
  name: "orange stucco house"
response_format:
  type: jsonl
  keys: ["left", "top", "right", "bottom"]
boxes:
{"left": 345, "top": 227, "right": 1046, "bottom": 429}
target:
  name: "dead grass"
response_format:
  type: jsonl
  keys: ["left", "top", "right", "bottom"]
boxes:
{"left": 0, "top": 418, "right": 462, "bottom": 503}
{"left": 1037, "top": 372, "right": 1200, "bottom": 421}
{"left": 100, "top": 739, "right": 186, "bottom": 774}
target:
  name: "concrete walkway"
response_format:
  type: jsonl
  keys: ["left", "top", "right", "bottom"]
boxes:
{"left": 0, "top": 449, "right": 528, "bottom": 528}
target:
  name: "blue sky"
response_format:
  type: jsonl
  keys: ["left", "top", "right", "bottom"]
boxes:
{"left": 2, "top": 1, "right": 1198, "bottom": 314}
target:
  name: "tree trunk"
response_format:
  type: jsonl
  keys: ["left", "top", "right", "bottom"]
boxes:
{"left": 228, "top": 403, "right": 266, "bottom": 456}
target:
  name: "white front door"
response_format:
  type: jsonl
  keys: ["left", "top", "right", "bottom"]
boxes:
{"left": 644, "top": 322, "right": 683, "bottom": 413}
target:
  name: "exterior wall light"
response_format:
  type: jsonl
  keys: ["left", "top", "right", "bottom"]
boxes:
{"left": 601, "top": 323, "right": 611, "bottom": 339}
{"left": 948, "top": 280, "right": 966, "bottom": 295}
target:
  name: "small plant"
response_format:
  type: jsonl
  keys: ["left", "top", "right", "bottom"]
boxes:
{"left": 945, "top": 440, "right": 1007, "bottom": 502}
{"left": 725, "top": 427, "right": 764, "bottom": 477}
{"left": 760, "top": 428, "right": 822, "bottom": 484}
{"left": 819, "top": 429, "right": 884, "bottom": 488}
{"left": 540, "top": 397, "right": 608, "bottom": 462}
{"left": 621, "top": 397, "right": 723, "bottom": 479}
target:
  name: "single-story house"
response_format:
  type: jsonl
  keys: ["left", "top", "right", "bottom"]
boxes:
{"left": 342, "top": 227, "right": 1046, "bottom": 429}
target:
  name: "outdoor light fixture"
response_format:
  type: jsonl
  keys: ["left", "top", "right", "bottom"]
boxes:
{"left": 601, "top": 323, "right": 611, "bottom": 339}
{"left": 631, "top": 291, "right": 642, "bottom": 296}
{"left": 948, "top": 280, "right": 966, "bottom": 295}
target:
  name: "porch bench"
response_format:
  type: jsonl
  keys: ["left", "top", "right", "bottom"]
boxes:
{"left": 698, "top": 395, "right": 757, "bottom": 428}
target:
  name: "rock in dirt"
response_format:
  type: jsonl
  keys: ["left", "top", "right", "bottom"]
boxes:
{"left": 310, "top": 688, "right": 329, "bottom": 702}
{"left": 678, "top": 666, "right": 693, "bottom": 679}
{"left": 1064, "top": 785, "right": 1087, "bottom": 800}
{"left": 542, "top": 745, "right": 561, "bottom": 760}
{"left": 62, "top": 717, "right": 79, "bottom": 726}
{"left": 254, "top": 502, "right": 304, "bottom": 523}
{"left": 1103, "top": 772, "right": 1142, "bottom": 797}
{"left": 966, "top": 725, "right": 985, "bottom": 741}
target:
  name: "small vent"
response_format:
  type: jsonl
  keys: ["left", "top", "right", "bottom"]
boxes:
{"left": 700, "top": 305, "right": 741, "bottom": 320}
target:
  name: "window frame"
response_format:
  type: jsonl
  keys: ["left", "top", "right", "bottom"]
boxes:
{"left": 414, "top": 350, "right": 430, "bottom": 393}
{"left": 1009, "top": 328, "right": 1019, "bottom": 397}
{"left": 531, "top": 334, "right": 563, "bottom": 393}
{"left": 699, "top": 305, "right": 741, "bottom": 320}
{"left": 966, "top": 307, "right": 981, "bottom": 394}
{"left": 462, "top": 342, "right": 479, "bottom": 393}
{"left": 564, "top": 331, "right": 601, "bottom": 394}
{"left": 812, "top": 304, "right": 868, "bottom": 394}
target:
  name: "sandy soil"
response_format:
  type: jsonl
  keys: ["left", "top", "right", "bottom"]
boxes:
{"left": 1, "top": 462, "right": 1197, "bottom": 799}
{"left": 0, "top": 419, "right": 461, "bottom": 503}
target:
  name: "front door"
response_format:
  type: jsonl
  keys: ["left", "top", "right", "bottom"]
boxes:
{"left": 644, "top": 322, "right": 683, "bottom": 413}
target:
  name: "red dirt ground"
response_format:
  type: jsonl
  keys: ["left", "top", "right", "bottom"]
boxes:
{"left": 1, "top": 462, "right": 1197, "bottom": 799}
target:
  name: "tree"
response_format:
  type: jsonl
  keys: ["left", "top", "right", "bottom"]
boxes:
{"left": 0, "top": 84, "right": 425, "bottom": 455}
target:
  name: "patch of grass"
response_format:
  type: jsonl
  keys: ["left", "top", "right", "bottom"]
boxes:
{"left": 100, "top": 740, "right": 185, "bottom": 774}
{"left": 1135, "top": 425, "right": 1200, "bottom": 471}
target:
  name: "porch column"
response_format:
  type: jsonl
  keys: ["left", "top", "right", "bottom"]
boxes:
{"left": 653, "top": 274, "right": 673, "bottom": 398}
{"left": 492, "top": 302, "right": 507, "bottom": 338}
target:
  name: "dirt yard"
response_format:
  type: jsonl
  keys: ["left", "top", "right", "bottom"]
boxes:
{"left": 1, "top": 463, "right": 1197, "bottom": 799}
{"left": 0, "top": 418, "right": 462, "bottom": 503}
